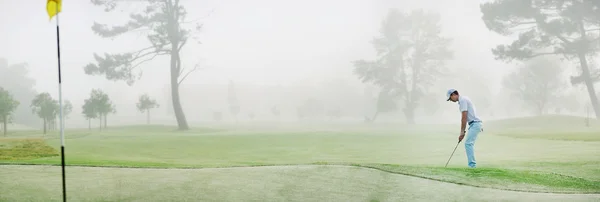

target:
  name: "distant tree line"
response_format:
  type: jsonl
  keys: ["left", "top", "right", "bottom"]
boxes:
{"left": 0, "top": 84, "right": 168, "bottom": 135}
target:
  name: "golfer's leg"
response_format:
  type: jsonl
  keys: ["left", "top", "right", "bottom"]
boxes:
{"left": 464, "top": 123, "right": 481, "bottom": 168}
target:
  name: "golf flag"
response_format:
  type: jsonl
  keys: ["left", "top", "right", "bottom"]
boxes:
{"left": 46, "top": 0, "right": 62, "bottom": 20}
{"left": 47, "top": 0, "right": 67, "bottom": 201}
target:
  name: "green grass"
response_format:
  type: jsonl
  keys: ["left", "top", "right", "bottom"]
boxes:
{"left": 495, "top": 131, "right": 600, "bottom": 141}
{"left": 0, "top": 138, "right": 58, "bottom": 160}
{"left": 1, "top": 116, "right": 600, "bottom": 201}
{"left": 485, "top": 115, "right": 600, "bottom": 128}
{"left": 483, "top": 115, "right": 600, "bottom": 141}
{"left": 364, "top": 164, "right": 600, "bottom": 193}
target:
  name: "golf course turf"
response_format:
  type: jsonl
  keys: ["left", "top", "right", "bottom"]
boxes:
{"left": 1, "top": 115, "right": 599, "bottom": 201}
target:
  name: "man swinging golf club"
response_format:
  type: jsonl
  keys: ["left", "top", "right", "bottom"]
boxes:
{"left": 446, "top": 89, "right": 482, "bottom": 168}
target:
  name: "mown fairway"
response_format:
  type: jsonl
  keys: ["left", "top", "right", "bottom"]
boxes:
{"left": 1, "top": 115, "right": 599, "bottom": 201}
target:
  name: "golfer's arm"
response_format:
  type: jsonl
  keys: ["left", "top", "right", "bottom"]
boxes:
{"left": 460, "top": 111, "right": 467, "bottom": 133}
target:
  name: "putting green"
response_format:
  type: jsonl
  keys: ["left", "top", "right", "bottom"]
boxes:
{"left": 1, "top": 165, "right": 599, "bottom": 202}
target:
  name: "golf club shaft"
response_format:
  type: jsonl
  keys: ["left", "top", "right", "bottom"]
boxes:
{"left": 444, "top": 141, "right": 460, "bottom": 168}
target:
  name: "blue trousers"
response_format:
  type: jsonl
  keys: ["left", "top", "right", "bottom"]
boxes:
{"left": 465, "top": 122, "right": 482, "bottom": 168}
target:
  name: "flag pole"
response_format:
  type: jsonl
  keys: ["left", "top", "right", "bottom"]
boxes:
{"left": 54, "top": 4, "right": 67, "bottom": 202}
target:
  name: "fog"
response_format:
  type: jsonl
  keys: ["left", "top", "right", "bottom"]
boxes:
{"left": 0, "top": 0, "right": 596, "bottom": 129}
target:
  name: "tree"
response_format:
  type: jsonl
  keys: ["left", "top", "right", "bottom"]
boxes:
{"left": 353, "top": 9, "right": 452, "bottom": 124}
{"left": 136, "top": 94, "right": 159, "bottom": 124}
{"left": 63, "top": 100, "right": 73, "bottom": 119}
{"left": 82, "top": 98, "right": 98, "bottom": 131}
{"left": 419, "top": 92, "right": 442, "bottom": 116}
{"left": 0, "top": 58, "right": 38, "bottom": 127}
{"left": 49, "top": 100, "right": 72, "bottom": 131}
{"left": 503, "top": 57, "right": 567, "bottom": 115}
{"left": 31, "top": 93, "right": 58, "bottom": 134}
{"left": 62, "top": 100, "right": 73, "bottom": 129}
{"left": 228, "top": 80, "right": 240, "bottom": 121}
{"left": 365, "top": 90, "right": 397, "bottom": 123}
{"left": 0, "top": 87, "right": 19, "bottom": 136}
{"left": 481, "top": 0, "right": 600, "bottom": 118}
{"left": 83, "top": 89, "right": 114, "bottom": 131}
{"left": 84, "top": 0, "right": 204, "bottom": 130}
{"left": 90, "top": 89, "right": 114, "bottom": 130}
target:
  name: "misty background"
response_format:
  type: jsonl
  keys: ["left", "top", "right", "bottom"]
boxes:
{"left": 0, "top": 0, "right": 595, "bottom": 129}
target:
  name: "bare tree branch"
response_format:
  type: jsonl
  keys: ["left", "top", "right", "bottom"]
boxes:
{"left": 178, "top": 64, "right": 202, "bottom": 85}
{"left": 571, "top": 73, "right": 600, "bottom": 85}
{"left": 130, "top": 52, "right": 169, "bottom": 70}
{"left": 133, "top": 46, "right": 164, "bottom": 59}
{"left": 128, "top": 49, "right": 166, "bottom": 65}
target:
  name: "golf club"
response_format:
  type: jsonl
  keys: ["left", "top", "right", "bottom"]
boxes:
{"left": 444, "top": 131, "right": 465, "bottom": 168}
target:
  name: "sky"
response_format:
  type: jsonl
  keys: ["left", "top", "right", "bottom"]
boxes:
{"left": 0, "top": 0, "right": 507, "bottom": 90}
{"left": 1, "top": 0, "right": 578, "bottom": 126}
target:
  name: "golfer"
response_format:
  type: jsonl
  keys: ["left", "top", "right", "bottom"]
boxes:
{"left": 446, "top": 89, "right": 482, "bottom": 168}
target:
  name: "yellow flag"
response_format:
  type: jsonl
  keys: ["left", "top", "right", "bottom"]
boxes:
{"left": 46, "top": 0, "right": 62, "bottom": 20}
